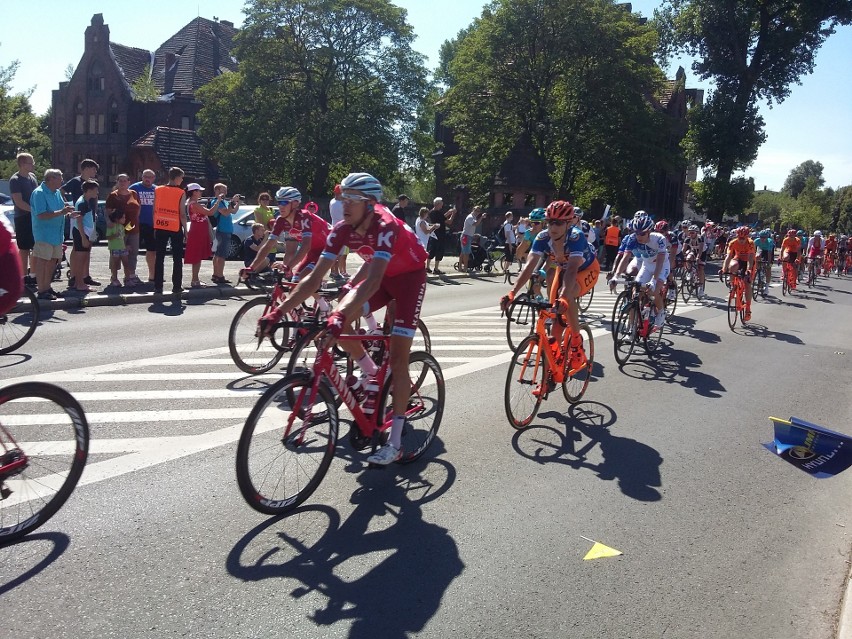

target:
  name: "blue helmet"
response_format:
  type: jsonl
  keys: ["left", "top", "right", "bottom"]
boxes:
{"left": 632, "top": 214, "right": 654, "bottom": 233}
{"left": 759, "top": 229, "right": 771, "bottom": 238}
{"left": 529, "top": 208, "right": 546, "bottom": 222}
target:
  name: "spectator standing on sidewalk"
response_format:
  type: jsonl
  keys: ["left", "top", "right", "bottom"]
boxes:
{"left": 428, "top": 197, "right": 455, "bottom": 274}
{"left": 69, "top": 179, "right": 100, "bottom": 293}
{"left": 105, "top": 174, "right": 142, "bottom": 287}
{"left": 130, "top": 169, "right": 157, "bottom": 282}
{"left": 329, "top": 184, "right": 348, "bottom": 279}
{"left": 252, "top": 192, "right": 275, "bottom": 229}
{"left": 61, "top": 158, "right": 98, "bottom": 205}
{"left": 106, "top": 209, "right": 130, "bottom": 288}
{"left": 603, "top": 217, "right": 621, "bottom": 269}
{"left": 30, "top": 169, "right": 75, "bottom": 300}
{"left": 9, "top": 152, "right": 38, "bottom": 282}
{"left": 184, "top": 183, "right": 216, "bottom": 288}
{"left": 391, "top": 194, "right": 409, "bottom": 224}
{"left": 211, "top": 183, "right": 240, "bottom": 285}
{"left": 459, "top": 206, "right": 484, "bottom": 272}
{"left": 152, "top": 167, "right": 187, "bottom": 295}
{"left": 502, "top": 211, "right": 517, "bottom": 266}
{"left": 415, "top": 206, "right": 438, "bottom": 256}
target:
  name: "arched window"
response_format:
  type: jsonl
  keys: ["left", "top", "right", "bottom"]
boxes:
{"left": 75, "top": 100, "right": 85, "bottom": 135}
{"left": 109, "top": 98, "right": 119, "bottom": 135}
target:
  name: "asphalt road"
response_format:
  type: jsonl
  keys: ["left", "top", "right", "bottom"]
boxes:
{"left": 1, "top": 265, "right": 851, "bottom": 639}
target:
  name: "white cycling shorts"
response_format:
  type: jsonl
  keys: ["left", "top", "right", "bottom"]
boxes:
{"left": 636, "top": 258, "right": 670, "bottom": 289}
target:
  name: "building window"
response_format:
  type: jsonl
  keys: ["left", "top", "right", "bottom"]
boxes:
{"left": 88, "top": 114, "right": 96, "bottom": 135}
{"left": 98, "top": 114, "right": 105, "bottom": 135}
{"left": 111, "top": 113, "right": 119, "bottom": 134}
{"left": 181, "top": 116, "right": 190, "bottom": 130}
{"left": 88, "top": 63, "right": 105, "bottom": 93}
{"left": 109, "top": 155, "right": 118, "bottom": 179}
{"left": 75, "top": 114, "right": 85, "bottom": 135}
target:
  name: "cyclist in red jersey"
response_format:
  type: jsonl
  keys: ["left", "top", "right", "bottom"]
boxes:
{"left": 0, "top": 214, "right": 24, "bottom": 315}
{"left": 268, "top": 173, "right": 428, "bottom": 465}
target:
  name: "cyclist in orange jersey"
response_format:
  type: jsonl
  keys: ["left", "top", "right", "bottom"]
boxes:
{"left": 722, "top": 226, "right": 756, "bottom": 321}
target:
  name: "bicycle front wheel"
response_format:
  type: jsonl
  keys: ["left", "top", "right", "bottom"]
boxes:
{"left": 680, "top": 271, "right": 694, "bottom": 304}
{"left": 377, "top": 351, "right": 445, "bottom": 464}
{"left": 665, "top": 283, "right": 678, "bottom": 321}
{"left": 0, "top": 382, "right": 89, "bottom": 543}
{"left": 0, "top": 288, "right": 39, "bottom": 355}
{"left": 645, "top": 312, "right": 665, "bottom": 355}
{"left": 236, "top": 374, "right": 338, "bottom": 516}
{"left": 610, "top": 289, "right": 629, "bottom": 334}
{"left": 228, "top": 297, "right": 288, "bottom": 374}
{"left": 506, "top": 294, "right": 535, "bottom": 352}
{"left": 727, "top": 290, "right": 739, "bottom": 330}
{"left": 563, "top": 323, "right": 594, "bottom": 403}
{"left": 504, "top": 334, "right": 546, "bottom": 429}
{"left": 613, "top": 303, "right": 638, "bottom": 366}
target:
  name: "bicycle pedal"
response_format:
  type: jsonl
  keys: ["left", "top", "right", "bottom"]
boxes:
{"left": 0, "top": 484, "right": 11, "bottom": 499}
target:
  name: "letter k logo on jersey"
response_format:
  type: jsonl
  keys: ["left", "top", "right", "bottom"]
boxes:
{"left": 377, "top": 231, "right": 393, "bottom": 249}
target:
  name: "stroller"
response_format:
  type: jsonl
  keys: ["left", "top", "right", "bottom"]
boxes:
{"left": 454, "top": 233, "right": 497, "bottom": 273}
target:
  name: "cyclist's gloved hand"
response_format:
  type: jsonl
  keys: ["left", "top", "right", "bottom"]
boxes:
{"left": 337, "top": 282, "right": 353, "bottom": 301}
{"left": 554, "top": 297, "right": 570, "bottom": 315}
{"left": 239, "top": 267, "right": 253, "bottom": 281}
{"left": 500, "top": 290, "right": 515, "bottom": 312}
{"left": 326, "top": 310, "right": 347, "bottom": 338}
{"left": 259, "top": 306, "right": 283, "bottom": 337}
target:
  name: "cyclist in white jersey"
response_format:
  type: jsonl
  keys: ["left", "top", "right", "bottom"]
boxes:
{"left": 612, "top": 212, "right": 670, "bottom": 327}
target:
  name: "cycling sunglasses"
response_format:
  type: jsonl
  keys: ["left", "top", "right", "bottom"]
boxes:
{"left": 339, "top": 192, "right": 372, "bottom": 202}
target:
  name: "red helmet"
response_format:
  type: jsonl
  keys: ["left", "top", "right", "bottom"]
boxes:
{"left": 786, "top": 229, "right": 796, "bottom": 237}
{"left": 655, "top": 220, "right": 669, "bottom": 233}
{"left": 545, "top": 200, "right": 575, "bottom": 221}
{"left": 736, "top": 226, "right": 750, "bottom": 238}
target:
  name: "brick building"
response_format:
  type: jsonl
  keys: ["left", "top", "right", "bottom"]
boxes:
{"left": 51, "top": 13, "right": 238, "bottom": 190}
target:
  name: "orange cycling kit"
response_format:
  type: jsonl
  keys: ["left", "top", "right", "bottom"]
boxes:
{"left": 727, "top": 237, "right": 756, "bottom": 274}
{"left": 780, "top": 237, "right": 801, "bottom": 261}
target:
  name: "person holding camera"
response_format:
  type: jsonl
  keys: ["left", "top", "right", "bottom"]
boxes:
{"left": 211, "top": 182, "right": 240, "bottom": 285}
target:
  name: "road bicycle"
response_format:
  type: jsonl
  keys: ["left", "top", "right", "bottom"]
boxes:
{"left": 822, "top": 252, "right": 836, "bottom": 277}
{"left": 781, "top": 258, "right": 798, "bottom": 296}
{"left": 752, "top": 258, "right": 768, "bottom": 300}
{"left": 505, "top": 268, "right": 549, "bottom": 351}
{"left": 727, "top": 269, "right": 751, "bottom": 330}
{"left": 504, "top": 270, "right": 595, "bottom": 428}
{"left": 0, "top": 382, "right": 89, "bottom": 543}
{"left": 806, "top": 256, "right": 819, "bottom": 287}
{"left": 228, "top": 271, "right": 342, "bottom": 374}
{"left": 0, "top": 287, "right": 39, "bottom": 355}
{"left": 680, "top": 258, "right": 699, "bottom": 303}
{"left": 236, "top": 325, "right": 444, "bottom": 515}
{"left": 611, "top": 275, "right": 666, "bottom": 364}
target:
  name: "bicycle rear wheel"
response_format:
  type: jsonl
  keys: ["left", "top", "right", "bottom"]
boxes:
{"left": 506, "top": 294, "right": 535, "bottom": 351}
{"left": 236, "top": 374, "right": 338, "bottom": 516}
{"left": 377, "top": 351, "right": 445, "bottom": 463}
{"left": 727, "top": 290, "right": 739, "bottom": 330}
{"left": 228, "top": 297, "right": 288, "bottom": 374}
{"left": 613, "top": 303, "right": 638, "bottom": 366}
{"left": 680, "top": 270, "right": 694, "bottom": 303}
{"left": 781, "top": 266, "right": 789, "bottom": 296}
{"left": 0, "top": 382, "right": 89, "bottom": 543}
{"left": 0, "top": 288, "right": 39, "bottom": 355}
{"left": 562, "top": 324, "right": 594, "bottom": 403}
{"left": 576, "top": 286, "right": 594, "bottom": 313}
{"left": 504, "top": 334, "right": 546, "bottom": 429}
{"left": 665, "top": 283, "right": 678, "bottom": 321}
{"left": 645, "top": 310, "right": 665, "bottom": 355}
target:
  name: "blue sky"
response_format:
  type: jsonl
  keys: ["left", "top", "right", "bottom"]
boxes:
{"left": 2, "top": 0, "right": 850, "bottom": 190}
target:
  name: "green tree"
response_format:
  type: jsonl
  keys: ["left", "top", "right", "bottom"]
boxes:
{"left": 832, "top": 185, "right": 852, "bottom": 234}
{"left": 746, "top": 189, "right": 795, "bottom": 227}
{"left": 131, "top": 65, "right": 159, "bottom": 103}
{"left": 0, "top": 49, "right": 51, "bottom": 178}
{"left": 782, "top": 160, "right": 825, "bottom": 198}
{"left": 438, "top": 0, "right": 676, "bottom": 212}
{"left": 655, "top": 1, "right": 852, "bottom": 219}
{"left": 197, "top": 0, "right": 431, "bottom": 197}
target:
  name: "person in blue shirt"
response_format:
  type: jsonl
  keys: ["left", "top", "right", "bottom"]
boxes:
{"left": 501, "top": 200, "right": 599, "bottom": 371}
{"left": 129, "top": 169, "right": 157, "bottom": 282}
{"left": 754, "top": 229, "right": 775, "bottom": 295}
{"left": 210, "top": 182, "right": 240, "bottom": 284}
{"left": 30, "top": 169, "right": 76, "bottom": 300}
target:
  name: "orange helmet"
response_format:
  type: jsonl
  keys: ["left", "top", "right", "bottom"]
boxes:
{"left": 545, "top": 200, "right": 575, "bottom": 221}
{"left": 736, "top": 226, "right": 750, "bottom": 238}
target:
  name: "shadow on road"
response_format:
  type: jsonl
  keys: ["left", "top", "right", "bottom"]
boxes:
{"left": 618, "top": 346, "right": 726, "bottom": 399}
{"left": 665, "top": 315, "right": 722, "bottom": 344}
{"left": 734, "top": 323, "right": 805, "bottom": 344}
{"left": 515, "top": 401, "right": 663, "bottom": 502}
{"left": 226, "top": 451, "right": 463, "bottom": 638}
{"left": 147, "top": 298, "right": 186, "bottom": 316}
{"left": 0, "top": 532, "right": 71, "bottom": 596}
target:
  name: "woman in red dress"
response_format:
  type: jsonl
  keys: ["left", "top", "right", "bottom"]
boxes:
{"left": 184, "top": 183, "right": 216, "bottom": 288}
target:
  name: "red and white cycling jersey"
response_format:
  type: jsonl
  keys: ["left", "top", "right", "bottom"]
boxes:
{"left": 322, "top": 204, "right": 427, "bottom": 277}
{"left": 0, "top": 214, "right": 23, "bottom": 315}
{"left": 269, "top": 209, "right": 331, "bottom": 251}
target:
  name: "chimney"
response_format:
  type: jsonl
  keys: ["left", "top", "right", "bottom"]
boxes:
{"left": 85, "top": 13, "right": 110, "bottom": 50}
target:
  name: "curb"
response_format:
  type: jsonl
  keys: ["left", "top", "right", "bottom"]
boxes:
{"left": 839, "top": 563, "right": 852, "bottom": 639}
{"left": 26, "top": 268, "right": 493, "bottom": 311}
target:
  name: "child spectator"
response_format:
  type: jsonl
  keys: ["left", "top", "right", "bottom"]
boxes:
{"left": 106, "top": 209, "right": 130, "bottom": 288}
{"left": 69, "top": 179, "right": 101, "bottom": 292}
{"left": 243, "top": 223, "right": 271, "bottom": 272}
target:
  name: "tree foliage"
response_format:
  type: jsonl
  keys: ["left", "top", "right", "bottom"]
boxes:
{"left": 655, "top": 0, "right": 852, "bottom": 219}
{"left": 832, "top": 185, "right": 852, "bottom": 234}
{"left": 438, "top": 0, "right": 678, "bottom": 212}
{"left": 196, "top": 0, "right": 431, "bottom": 198}
{"left": 0, "top": 49, "right": 51, "bottom": 179}
{"left": 131, "top": 65, "right": 160, "bottom": 103}
{"left": 782, "top": 160, "right": 825, "bottom": 198}
{"left": 745, "top": 189, "right": 795, "bottom": 227}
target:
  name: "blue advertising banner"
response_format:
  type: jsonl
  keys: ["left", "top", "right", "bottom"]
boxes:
{"left": 764, "top": 417, "right": 852, "bottom": 479}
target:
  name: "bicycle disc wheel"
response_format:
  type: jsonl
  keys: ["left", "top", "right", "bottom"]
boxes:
{"left": 0, "top": 382, "right": 89, "bottom": 543}
{"left": 504, "top": 334, "right": 547, "bottom": 429}
{"left": 228, "top": 297, "right": 288, "bottom": 374}
{"left": 576, "top": 286, "right": 594, "bottom": 313}
{"left": 236, "top": 374, "right": 338, "bottom": 516}
{"left": 562, "top": 323, "right": 594, "bottom": 403}
{"left": 377, "top": 351, "right": 445, "bottom": 464}
{"left": 727, "top": 291, "right": 738, "bottom": 329}
{"left": 0, "top": 287, "right": 39, "bottom": 355}
{"left": 613, "top": 303, "right": 638, "bottom": 366}
{"left": 506, "top": 294, "right": 535, "bottom": 351}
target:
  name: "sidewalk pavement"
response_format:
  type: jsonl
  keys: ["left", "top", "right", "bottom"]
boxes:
{"left": 27, "top": 254, "right": 494, "bottom": 311}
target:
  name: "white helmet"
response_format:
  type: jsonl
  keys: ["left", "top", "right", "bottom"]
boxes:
{"left": 814, "top": 230, "right": 822, "bottom": 237}
{"left": 340, "top": 172, "right": 383, "bottom": 201}
{"left": 275, "top": 186, "right": 302, "bottom": 203}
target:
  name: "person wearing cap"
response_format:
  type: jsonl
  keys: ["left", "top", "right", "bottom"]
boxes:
{"left": 184, "top": 183, "right": 218, "bottom": 288}
{"left": 329, "top": 184, "right": 348, "bottom": 280}
{"left": 391, "top": 194, "right": 409, "bottom": 225}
